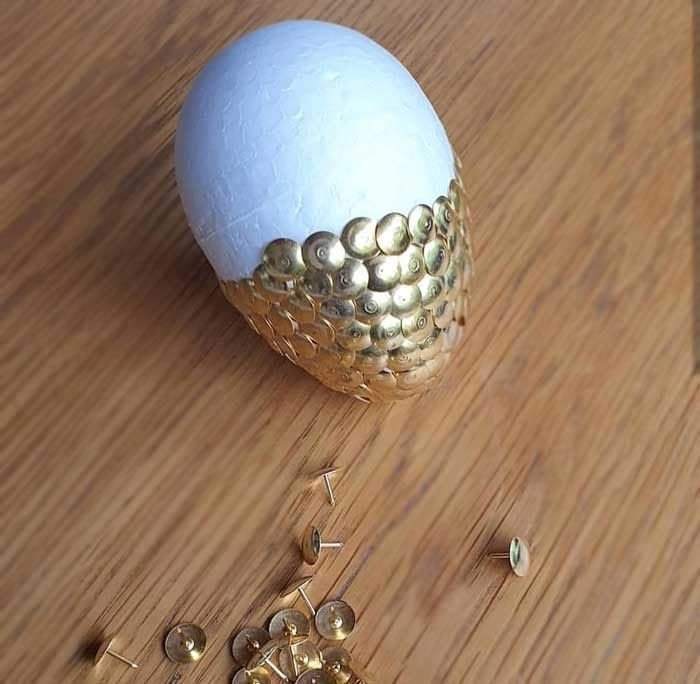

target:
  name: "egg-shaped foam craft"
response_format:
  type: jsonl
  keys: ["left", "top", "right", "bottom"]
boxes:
{"left": 175, "top": 20, "right": 474, "bottom": 401}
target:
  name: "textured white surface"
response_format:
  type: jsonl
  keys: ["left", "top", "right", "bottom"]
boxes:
{"left": 175, "top": 20, "right": 455, "bottom": 281}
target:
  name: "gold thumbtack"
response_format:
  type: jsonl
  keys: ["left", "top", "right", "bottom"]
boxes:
{"left": 279, "top": 642, "right": 322, "bottom": 680}
{"left": 488, "top": 537, "right": 531, "bottom": 577}
{"left": 248, "top": 639, "right": 301, "bottom": 682}
{"left": 93, "top": 635, "right": 139, "bottom": 669}
{"left": 232, "top": 666, "right": 273, "bottom": 684}
{"left": 232, "top": 627, "right": 271, "bottom": 666}
{"left": 270, "top": 609, "right": 312, "bottom": 679}
{"left": 281, "top": 577, "right": 318, "bottom": 616}
{"left": 314, "top": 601, "right": 356, "bottom": 641}
{"left": 296, "top": 670, "right": 336, "bottom": 684}
{"left": 314, "top": 467, "right": 342, "bottom": 506}
{"left": 321, "top": 646, "right": 353, "bottom": 683}
{"left": 301, "top": 525, "right": 343, "bottom": 565}
{"left": 269, "top": 609, "right": 310, "bottom": 642}
{"left": 164, "top": 623, "right": 207, "bottom": 664}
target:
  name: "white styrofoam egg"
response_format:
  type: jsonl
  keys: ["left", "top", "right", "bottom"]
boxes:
{"left": 175, "top": 19, "right": 454, "bottom": 282}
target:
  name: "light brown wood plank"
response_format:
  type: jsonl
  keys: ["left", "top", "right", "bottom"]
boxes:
{"left": 1, "top": 1, "right": 696, "bottom": 682}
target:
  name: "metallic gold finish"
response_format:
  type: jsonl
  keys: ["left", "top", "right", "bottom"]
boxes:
{"left": 301, "top": 319, "right": 335, "bottom": 346}
{"left": 407, "top": 204, "right": 435, "bottom": 244}
{"left": 341, "top": 218, "right": 379, "bottom": 259}
{"left": 232, "top": 667, "right": 272, "bottom": 684}
{"left": 314, "top": 467, "right": 341, "bottom": 507}
{"left": 232, "top": 627, "right": 271, "bottom": 666}
{"left": 93, "top": 635, "right": 139, "bottom": 669}
{"left": 432, "top": 300, "right": 454, "bottom": 329}
{"left": 489, "top": 537, "right": 531, "bottom": 577}
{"left": 376, "top": 213, "right": 410, "bottom": 255}
{"left": 218, "top": 170, "right": 474, "bottom": 401}
{"left": 269, "top": 609, "right": 310, "bottom": 642}
{"left": 423, "top": 237, "right": 449, "bottom": 276}
{"left": 401, "top": 308, "right": 433, "bottom": 342}
{"left": 433, "top": 196, "right": 455, "bottom": 243}
{"left": 303, "top": 232, "right": 347, "bottom": 272}
{"left": 370, "top": 315, "right": 404, "bottom": 351}
{"left": 254, "top": 266, "right": 295, "bottom": 303}
{"left": 314, "top": 601, "right": 356, "bottom": 641}
{"left": 301, "top": 525, "right": 343, "bottom": 565}
{"left": 321, "top": 647, "right": 353, "bottom": 684}
{"left": 353, "top": 346, "right": 388, "bottom": 374}
{"left": 279, "top": 642, "right": 323, "bottom": 680}
{"left": 354, "top": 290, "right": 392, "bottom": 324}
{"left": 321, "top": 298, "right": 356, "bottom": 329}
{"left": 264, "top": 239, "right": 306, "bottom": 279}
{"left": 248, "top": 640, "right": 291, "bottom": 681}
{"left": 416, "top": 274, "right": 444, "bottom": 309}
{"left": 391, "top": 284, "right": 421, "bottom": 317}
{"left": 164, "top": 623, "right": 207, "bottom": 664}
{"left": 365, "top": 255, "right": 401, "bottom": 291}
{"left": 281, "top": 577, "right": 318, "bottom": 617}
{"left": 300, "top": 269, "right": 334, "bottom": 300}
{"left": 332, "top": 259, "right": 369, "bottom": 299}
{"left": 285, "top": 292, "right": 317, "bottom": 324}
{"left": 336, "top": 320, "right": 372, "bottom": 352}
{"left": 296, "top": 671, "right": 335, "bottom": 684}
{"left": 398, "top": 244, "right": 426, "bottom": 284}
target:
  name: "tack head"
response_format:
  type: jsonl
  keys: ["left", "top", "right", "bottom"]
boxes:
{"left": 321, "top": 646, "right": 353, "bottom": 683}
{"left": 301, "top": 525, "right": 343, "bottom": 565}
{"left": 94, "top": 636, "right": 115, "bottom": 666}
{"left": 314, "top": 466, "right": 341, "bottom": 477}
{"left": 269, "top": 609, "right": 310, "bottom": 642}
{"left": 509, "top": 537, "right": 531, "bottom": 577}
{"left": 232, "top": 627, "right": 271, "bottom": 666}
{"left": 281, "top": 576, "right": 314, "bottom": 599}
{"left": 247, "top": 639, "right": 283, "bottom": 671}
{"left": 232, "top": 666, "right": 273, "bottom": 684}
{"left": 164, "top": 623, "right": 207, "bottom": 664}
{"left": 315, "top": 601, "right": 356, "bottom": 641}
{"left": 301, "top": 525, "right": 323, "bottom": 564}
{"left": 279, "top": 641, "right": 323, "bottom": 679}
{"left": 296, "top": 669, "right": 336, "bottom": 684}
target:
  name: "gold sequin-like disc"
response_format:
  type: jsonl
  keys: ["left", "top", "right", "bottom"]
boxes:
{"left": 296, "top": 670, "right": 336, "bottom": 684}
{"left": 219, "top": 164, "right": 474, "bottom": 402}
{"left": 314, "top": 601, "right": 356, "bottom": 641}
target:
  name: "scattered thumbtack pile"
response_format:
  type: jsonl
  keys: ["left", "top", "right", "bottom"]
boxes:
{"left": 231, "top": 466, "right": 372, "bottom": 683}
{"left": 91, "top": 463, "right": 532, "bottom": 680}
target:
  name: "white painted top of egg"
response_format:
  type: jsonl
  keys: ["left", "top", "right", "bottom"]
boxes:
{"left": 175, "top": 20, "right": 454, "bottom": 282}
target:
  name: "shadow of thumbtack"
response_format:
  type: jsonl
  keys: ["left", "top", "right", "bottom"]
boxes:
{"left": 76, "top": 631, "right": 103, "bottom": 665}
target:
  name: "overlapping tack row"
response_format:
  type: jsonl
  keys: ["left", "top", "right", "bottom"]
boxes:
{"left": 220, "top": 166, "right": 474, "bottom": 401}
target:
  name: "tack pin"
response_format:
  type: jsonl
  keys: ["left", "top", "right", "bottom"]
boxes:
{"left": 269, "top": 609, "right": 310, "bottom": 642}
{"left": 281, "top": 577, "right": 318, "bottom": 617}
{"left": 248, "top": 640, "right": 294, "bottom": 682}
{"left": 164, "top": 623, "right": 207, "bottom": 664}
{"left": 232, "top": 627, "right": 271, "bottom": 666}
{"left": 93, "top": 635, "right": 139, "bottom": 669}
{"left": 314, "top": 467, "right": 341, "bottom": 506}
{"left": 279, "top": 641, "right": 322, "bottom": 680}
{"left": 488, "top": 537, "right": 531, "bottom": 577}
{"left": 301, "top": 525, "right": 343, "bottom": 565}
{"left": 321, "top": 646, "right": 353, "bottom": 682}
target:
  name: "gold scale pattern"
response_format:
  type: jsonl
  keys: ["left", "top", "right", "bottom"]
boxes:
{"left": 220, "top": 165, "right": 474, "bottom": 402}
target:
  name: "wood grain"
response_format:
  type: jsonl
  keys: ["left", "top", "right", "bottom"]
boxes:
{"left": 1, "top": 1, "right": 697, "bottom": 682}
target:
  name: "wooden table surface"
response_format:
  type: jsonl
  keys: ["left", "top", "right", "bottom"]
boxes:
{"left": 2, "top": 1, "right": 697, "bottom": 682}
